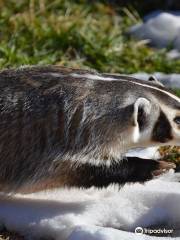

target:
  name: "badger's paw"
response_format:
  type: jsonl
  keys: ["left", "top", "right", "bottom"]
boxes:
{"left": 152, "top": 161, "right": 176, "bottom": 177}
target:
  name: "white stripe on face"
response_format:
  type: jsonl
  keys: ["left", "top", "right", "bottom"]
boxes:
{"left": 71, "top": 73, "right": 180, "bottom": 103}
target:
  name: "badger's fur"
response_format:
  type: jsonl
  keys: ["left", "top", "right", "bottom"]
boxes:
{"left": 0, "top": 66, "right": 179, "bottom": 193}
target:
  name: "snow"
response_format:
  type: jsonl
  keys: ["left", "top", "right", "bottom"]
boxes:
{"left": 69, "top": 225, "right": 178, "bottom": 240}
{"left": 0, "top": 170, "right": 180, "bottom": 240}
{"left": 126, "top": 147, "right": 160, "bottom": 159}
{"left": 129, "top": 11, "right": 180, "bottom": 54}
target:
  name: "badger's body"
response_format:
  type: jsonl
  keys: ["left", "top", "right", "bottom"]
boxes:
{"left": 0, "top": 66, "right": 179, "bottom": 193}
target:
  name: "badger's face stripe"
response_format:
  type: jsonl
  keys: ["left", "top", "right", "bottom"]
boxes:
{"left": 71, "top": 73, "right": 180, "bottom": 104}
{"left": 152, "top": 110, "right": 173, "bottom": 143}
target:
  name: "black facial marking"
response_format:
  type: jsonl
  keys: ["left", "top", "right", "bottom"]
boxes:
{"left": 137, "top": 106, "right": 147, "bottom": 131}
{"left": 152, "top": 110, "right": 172, "bottom": 143}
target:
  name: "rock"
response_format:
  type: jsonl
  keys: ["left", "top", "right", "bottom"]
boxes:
{"left": 129, "top": 11, "right": 180, "bottom": 51}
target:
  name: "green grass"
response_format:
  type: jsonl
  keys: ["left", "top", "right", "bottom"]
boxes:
{"left": 0, "top": 0, "right": 179, "bottom": 74}
{"left": 173, "top": 89, "right": 180, "bottom": 97}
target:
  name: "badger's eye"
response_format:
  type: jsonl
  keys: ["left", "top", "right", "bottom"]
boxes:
{"left": 174, "top": 116, "right": 180, "bottom": 124}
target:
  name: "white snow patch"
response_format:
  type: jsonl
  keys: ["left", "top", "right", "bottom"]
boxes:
{"left": 0, "top": 171, "right": 180, "bottom": 239}
{"left": 126, "top": 147, "right": 160, "bottom": 159}
{"left": 69, "top": 225, "right": 178, "bottom": 240}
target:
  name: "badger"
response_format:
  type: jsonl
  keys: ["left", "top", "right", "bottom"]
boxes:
{"left": 0, "top": 65, "right": 179, "bottom": 193}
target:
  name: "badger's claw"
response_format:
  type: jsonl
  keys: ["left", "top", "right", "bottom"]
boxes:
{"left": 152, "top": 161, "right": 176, "bottom": 176}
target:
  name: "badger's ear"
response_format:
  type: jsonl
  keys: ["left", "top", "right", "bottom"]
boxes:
{"left": 148, "top": 76, "right": 158, "bottom": 82}
{"left": 148, "top": 76, "right": 164, "bottom": 86}
{"left": 133, "top": 98, "right": 151, "bottom": 130}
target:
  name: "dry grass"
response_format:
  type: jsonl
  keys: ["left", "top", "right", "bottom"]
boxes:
{"left": 159, "top": 146, "right": 180, "bottom": 166}
{"left": 0, "top": 0, "right": 180, "bottom": 73}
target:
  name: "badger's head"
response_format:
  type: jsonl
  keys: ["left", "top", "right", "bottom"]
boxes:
{"left": 74, "top": 75, "right": 180, "bottom": 162}
{"left": 127, "top": 76, "right": 180, "bottom": 149}
{"left": 62, "top": 73, "right": 180, "bottom": 164}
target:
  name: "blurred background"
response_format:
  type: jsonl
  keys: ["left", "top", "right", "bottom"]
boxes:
{"left": 0, "top": 0, "right": 179, "bottom": 73}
